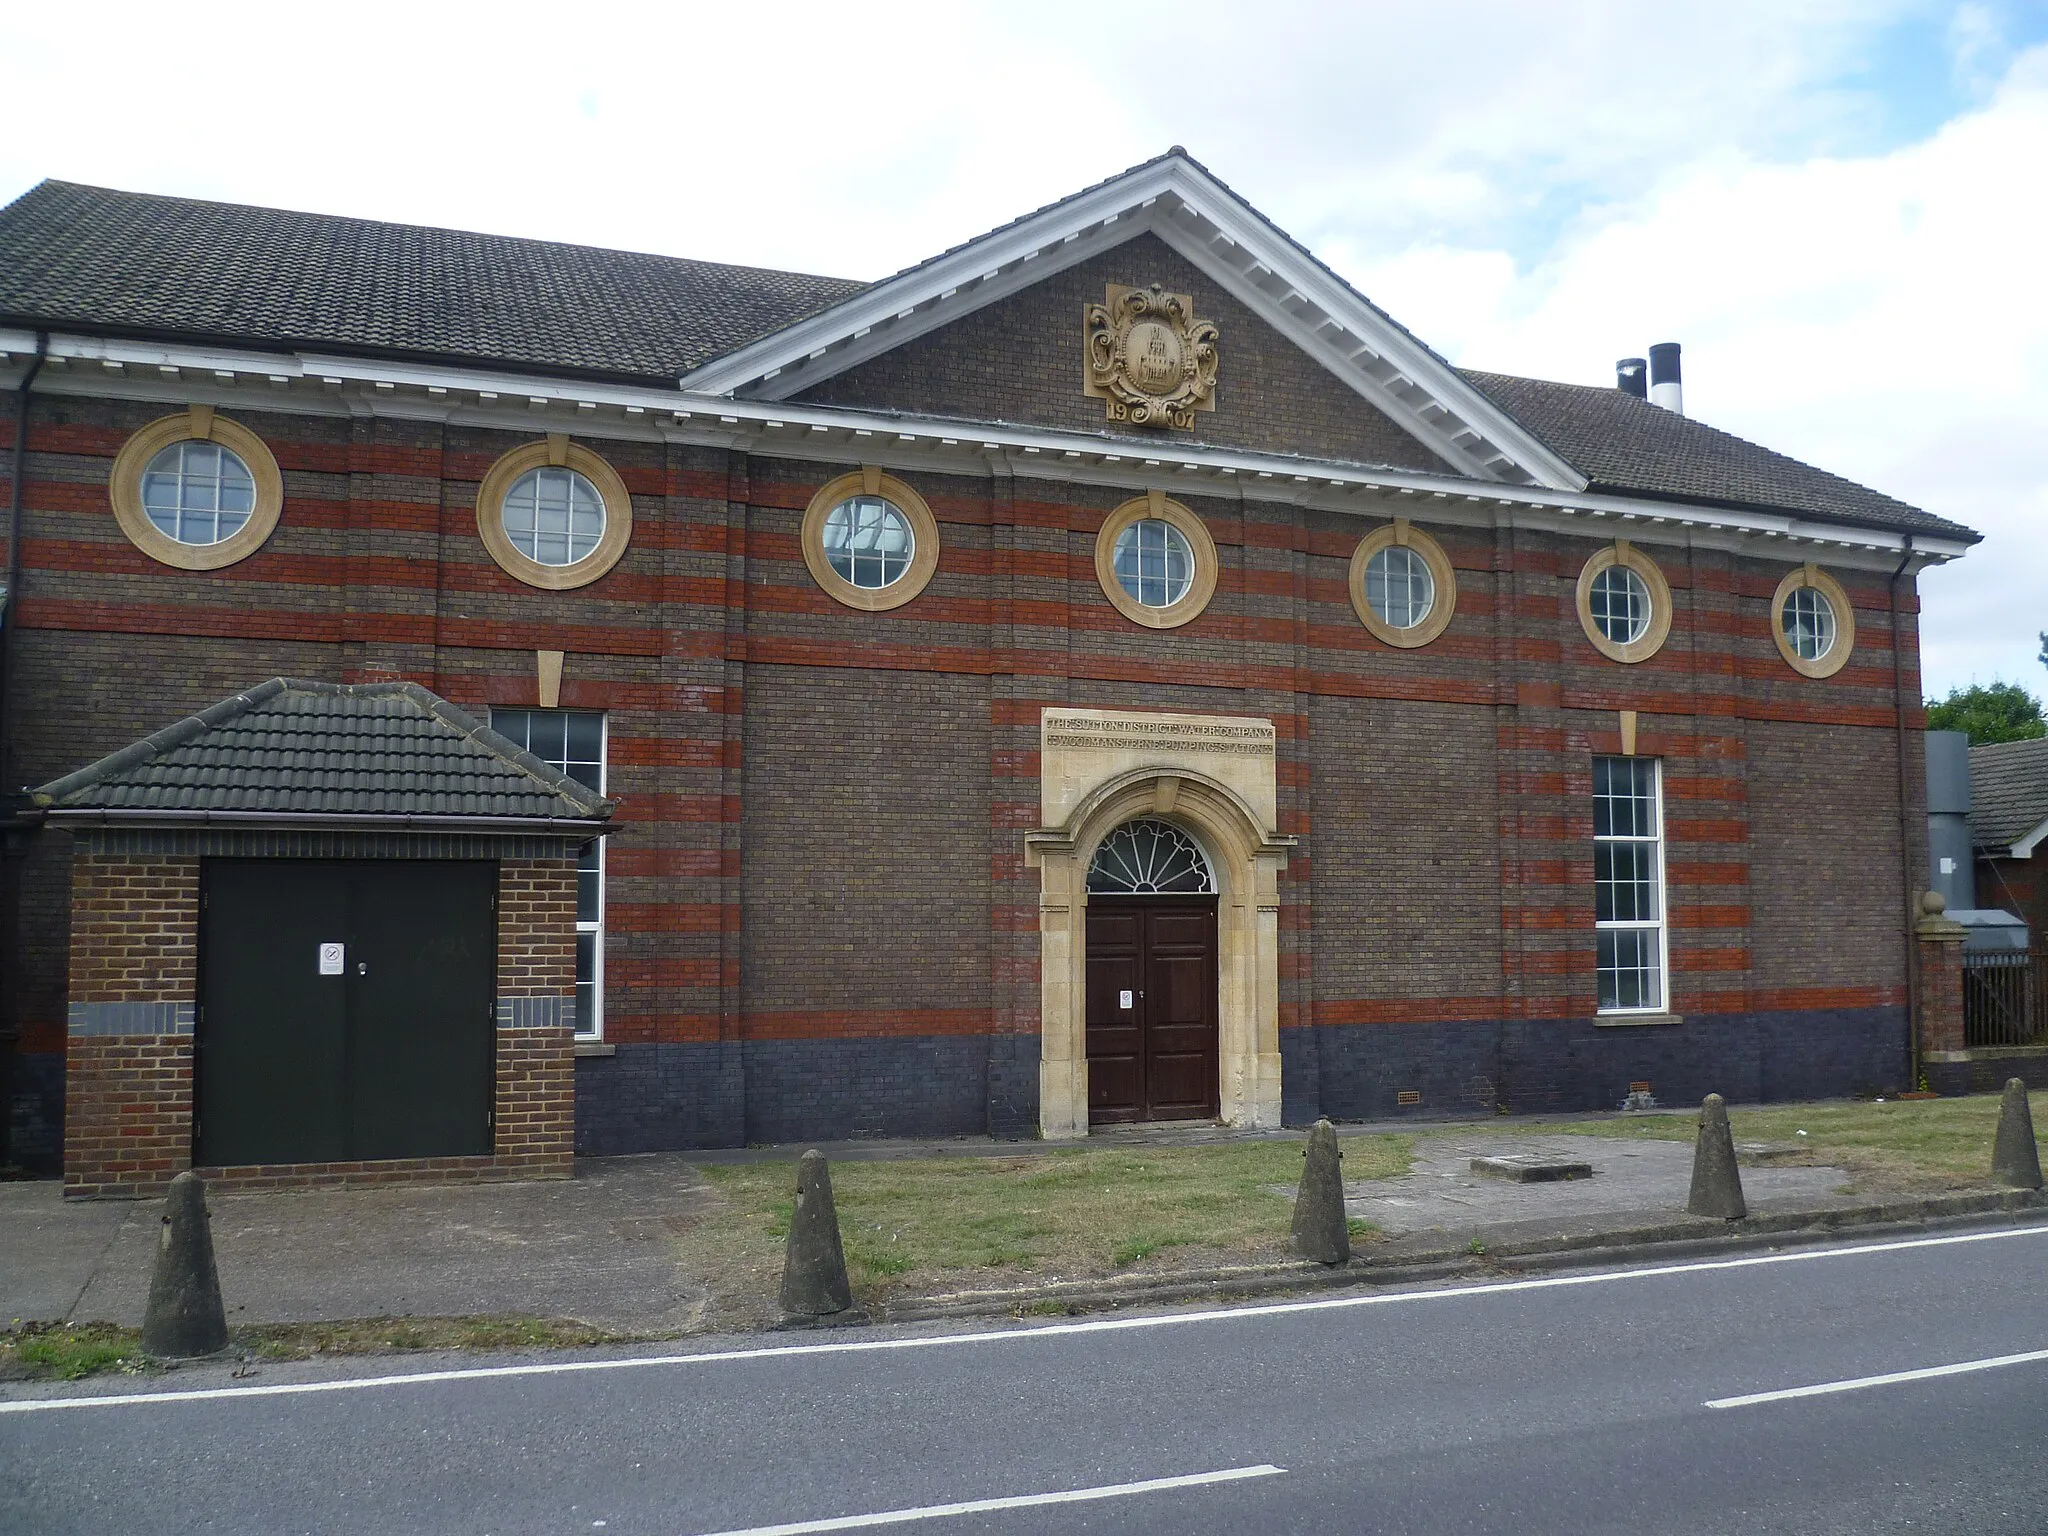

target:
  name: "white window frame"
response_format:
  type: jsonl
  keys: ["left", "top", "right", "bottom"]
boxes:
{"left": 577, "top": 724, "right": 606, "bottom": 1040}
{"left": 1593, "top": 755, "right": 1669, "bottom": 1015}
{"left": 492, "top": 708, "right": 607, "bottom": 1040}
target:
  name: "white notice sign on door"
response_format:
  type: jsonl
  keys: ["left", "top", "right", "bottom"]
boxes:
{"left": 318, "top": 942, "right": 345, "bottom": 976}
{"left": 1119, "top": 990, "right": 1134, "bottom": 1010}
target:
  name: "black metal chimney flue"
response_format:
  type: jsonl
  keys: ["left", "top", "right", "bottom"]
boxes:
{"left": 1648, "top": 342, "right": 1683, "bottom": 415}
{"left": 1616, "top": 357, "right": 1647, "bottom": 399}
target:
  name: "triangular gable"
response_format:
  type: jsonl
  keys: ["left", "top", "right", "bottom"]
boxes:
{"left": 680, "top": 151, "right": 1585, "bottom": 491}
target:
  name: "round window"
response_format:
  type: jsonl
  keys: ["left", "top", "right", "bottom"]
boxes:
{"left": 110, "top": 410, "right": 285, "bottom": 571}
{"left": 501, "top": 466, "right": 606, "bottom": 568}
{"left": 1769, "top": 564, "right": 1855, "bottom": 678}
{"left": 799, "top": 470, "right": 940, "bottom": 611}
{"left": 1348, "top": 521, "right": 1456, "bottom": 648}
{"left": 1588, "top": 564, "right": 1652, "bottom": 645}
{"left": 1112, "top": 518, "right": 1195, "bottom": 609}
{"left": 1577, "top": 543, "right": 1672, "bottom": 665}
{"left": 140, "top": 440, "right": 257, "bottom": 546}
{"left": 1364, "top": 544, "right": 1435, "bottom": 630}
{"left": 1781, "top": 585, "right": 1836, "bottom": 661}
{"left": 823, "top": 495, "right": 915, "bottom": 589}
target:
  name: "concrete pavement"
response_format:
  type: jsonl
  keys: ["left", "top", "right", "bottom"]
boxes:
{"left": 0, "top": 1114, "right": 2030, "bottom": 1337}
{"left": 2, "top": 1155, "right": 718, "bottom": 1334}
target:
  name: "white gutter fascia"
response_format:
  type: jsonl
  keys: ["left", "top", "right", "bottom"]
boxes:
{"left": 678, "top": 165, "right": 1185, "bottom": 397}
{"left": 2011, "top": 817, "right": 2048, "bottom": 860}
{"left": 18, "top": 334, "right": 1969, "bottom": 564}
{"left": 1147, "top": 164, "right": 1586, "bottom": 493}
{"left": 1137, "top": 215, "right": 1518, "bottom": 489}
{"left": 39, "top": 807, "right": 614, "bottom": 834}
{"left": 39, "top": 331, "right": 310, "bottom": 380}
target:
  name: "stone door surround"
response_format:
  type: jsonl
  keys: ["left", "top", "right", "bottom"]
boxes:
{"left": 1026, "top": 708, "right": 1294, "bottom": 1137}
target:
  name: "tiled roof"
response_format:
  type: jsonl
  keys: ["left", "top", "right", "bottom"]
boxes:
{"left": 0, "top": 177, "right": 1973, "bottom": 540}
{"left": 1969, "top": 736, "right": 2048, "bottom": 851}
{"left": 1461, "top": 372, "right": 1974, "bottom": 541}
{"left": 0, "top": 180, "right": 866, "bottom": 382}
{"left": 32, "top": 679, "right": 613, "bottom": 822}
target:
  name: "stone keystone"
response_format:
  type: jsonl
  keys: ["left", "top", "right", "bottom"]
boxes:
{"left": 779, "top": 1149, "right": 854, "bottom": 1317}
{"left": 1992, "top": 1078, "right": 2043, "bottom": 1191}
{"left": 1686, "top": 1094, "right": 1747, "bottom": 1220}
{"left": 1291, "top": 1118, "right": 1350, "bottom": 1265}
{"left": 140, "top": 1171, "right": 229, "bottom": 1358}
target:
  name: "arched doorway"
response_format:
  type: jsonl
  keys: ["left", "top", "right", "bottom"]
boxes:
{"left": 1083, "top": 819, "right": 1219, "bottom": 1123}
{"left": 1027, "top": 746, "right": 1294, "bottom": 1139}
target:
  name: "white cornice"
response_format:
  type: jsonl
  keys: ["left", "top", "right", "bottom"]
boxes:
{"left": 0, "top": 332, "right": 1970, "bottom": 571}
{"left": 673, "top": 156, "right": 1587, "bottom": 493}
{"left": 2011, "top": 817, "right": 2048, "bottom": 860}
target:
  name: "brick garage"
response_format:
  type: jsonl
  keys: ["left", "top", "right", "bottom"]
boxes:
{"left": 29, "top": 681, "right": 608, "bottom": 1195}
{"left": 0, "top": 153, "right": 1983, "bottom": 1171}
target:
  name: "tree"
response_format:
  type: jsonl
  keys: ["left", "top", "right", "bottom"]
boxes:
{"left": 1925, "top": 681, "right": 2047, "bottom": 745}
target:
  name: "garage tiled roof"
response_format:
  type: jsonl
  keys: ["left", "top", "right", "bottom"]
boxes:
{"left": 31, "top": 679, "right": 613, "bottom": 822}
{"left": 0, "top": 179, "right": 866, "bottom": 382}
{"left": 1969, "top": 736, "right": 2048, "bottom": 851}
{"left": 0, "top": 178, "right": 1971, "bottom": 540}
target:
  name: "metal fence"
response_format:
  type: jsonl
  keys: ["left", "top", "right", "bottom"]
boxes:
{"left": 1963, "top": 947, "right": 2048, "bottom": 1049}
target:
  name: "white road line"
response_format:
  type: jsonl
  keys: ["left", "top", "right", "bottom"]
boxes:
{"left": 5, "top": 1220, "right": 2045, "bottom": 1415}
{"left": 681, "top": 1465, "right": 1285, "bottom": 1536}
{"left": 1707, "top": 1347, "right": 2048, "bottom": 1410}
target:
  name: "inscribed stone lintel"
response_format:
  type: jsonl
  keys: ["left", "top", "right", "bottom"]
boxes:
{"left": 1039, "top": 708, "right": 1278, "bottom": 833}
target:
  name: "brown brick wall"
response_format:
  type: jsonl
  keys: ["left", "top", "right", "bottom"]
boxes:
{"left": 494, "top": 856, "right": 575, "bottom": 1176}
{"left": 1980, "top": 853, "right": 2047, "bottom": 936}
{"left": 1309, "top": 697, "right": 1504, "bottom": 1009}
{"left": 1749, "top": 720, "right": 1910, "bottom": 997}
{"left": 63, "top": 1036, "right": 192, "bottom": 1198}
{"left": 740, "top": 665, "right": 992, "bottom": 1025}
{"left": 498, "top": 859, "right": 577, "bottom": 998}
{"left": 68, "top": 854, "right": 199, "bottom": 1003}
{"left": 5, "top": 373, "right": 1936, "bottom": 1154}
{"left": 495, "top": 1026, "right": 574, "bottom": 1174}
{"left": 1917, "top": 928, "right": 1966, "bottom": 1056}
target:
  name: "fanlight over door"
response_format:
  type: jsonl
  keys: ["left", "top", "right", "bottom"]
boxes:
{"left": 1086, "top": 818, "right": 1215, "bottom": 895}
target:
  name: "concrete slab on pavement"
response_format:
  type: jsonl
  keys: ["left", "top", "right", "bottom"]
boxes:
{"left": 1347, "top": 1133, "right": 1848, "bottom": 1235}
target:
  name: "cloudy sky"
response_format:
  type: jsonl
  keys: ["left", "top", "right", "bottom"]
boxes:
{"left": 3, "top": 1, "right": 2043, "bottom": 699}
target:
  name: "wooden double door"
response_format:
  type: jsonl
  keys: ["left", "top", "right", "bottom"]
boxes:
{"left": 1085, "top": 897, "right": 1220, "bottom": 1123}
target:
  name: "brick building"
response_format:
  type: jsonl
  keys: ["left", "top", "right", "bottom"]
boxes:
{"left": 1970, "top": 737, "right": 2048, "bottom": 940}
{"left": 0, "top": 151, "right": 1980, "bottom": 1177}
{"left": 26, "top": 678, "right": 608, "bottom": 1193}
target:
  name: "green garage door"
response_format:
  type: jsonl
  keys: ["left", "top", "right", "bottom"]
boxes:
{"left": 196, "top": 860, "right": 497, "bottom": 1167}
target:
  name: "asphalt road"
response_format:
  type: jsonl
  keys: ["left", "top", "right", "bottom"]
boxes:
{"left": 6, "top": 1222, "right": 2048, "bottom": 1535}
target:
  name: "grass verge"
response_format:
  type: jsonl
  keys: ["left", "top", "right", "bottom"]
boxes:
{"left": 1541, "top": 1091, "right": 2048, "bottom": 1189}
{"left": 691, "top": 1135, "right": 1414, "bottom": 1302}
{"left": 0, "top": 1315, "right": 624, "bottom": 1384}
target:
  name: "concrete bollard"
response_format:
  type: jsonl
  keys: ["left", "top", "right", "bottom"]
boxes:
{"left": 1686, "top": 1094, "right": 1747, "bottom": 1220}
{"left": 1992, "top": 1078, "right": 2043, "bottom": 1191}
{"left": 1291, "top": 1118, "right": 1350, "bottom": 1265}
{"left": 779, "top": 1149, "right": 854, "bottom": 1318}
{"left": 140, "top": 1171, "right": 229, "bottom": 1358}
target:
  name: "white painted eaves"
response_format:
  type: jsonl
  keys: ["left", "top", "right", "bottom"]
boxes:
{"left": 2010, "top": 817, "right": 2048, "bottom": 860}
{"left": 676, "top": 153, "right": 1587, "bottom": 494}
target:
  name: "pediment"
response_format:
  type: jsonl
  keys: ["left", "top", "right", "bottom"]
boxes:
{"left": 681, "top": 152, "right": 1585, "bottom": 491}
